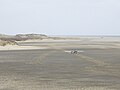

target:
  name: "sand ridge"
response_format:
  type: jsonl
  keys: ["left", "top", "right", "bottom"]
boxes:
{"left": 0, "top": 45, "right": 49, "bottom": 51}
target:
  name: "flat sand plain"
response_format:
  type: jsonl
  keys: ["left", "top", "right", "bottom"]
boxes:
{"left": 0, "top": 36, "right": 120, "bottom": 90}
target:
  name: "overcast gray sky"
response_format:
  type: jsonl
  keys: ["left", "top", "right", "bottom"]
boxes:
{"left": 0, "top": 0, "right": 120, "bottom": 35}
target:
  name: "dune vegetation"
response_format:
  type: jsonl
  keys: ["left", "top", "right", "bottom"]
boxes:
{"left": 0, "top": 34, "right": 48, "bottom": 46}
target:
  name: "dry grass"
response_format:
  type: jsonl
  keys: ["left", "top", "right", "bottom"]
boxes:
{"left": 0, "top": 40, "right": 18, "bottom": 46}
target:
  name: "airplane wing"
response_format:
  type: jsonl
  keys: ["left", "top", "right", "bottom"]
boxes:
{"left": 77, "top": 50, "right": 84, "bottom": 52}
{"left": 64, "top": 51, "right": 71, "bottom": 53}
{"left": 64, "top": 50, "right": 84, "bottom": 53}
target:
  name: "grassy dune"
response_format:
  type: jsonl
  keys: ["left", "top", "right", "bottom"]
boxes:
{"left": 0, "top": 34, "right": 48, "bottom": 46}
{"left": 0, "top": 40, "right": 18, "bottom": 46}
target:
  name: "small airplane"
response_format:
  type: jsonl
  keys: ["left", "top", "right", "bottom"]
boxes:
{"left": 65, "top": 50, "right": 84, "bottom": 54}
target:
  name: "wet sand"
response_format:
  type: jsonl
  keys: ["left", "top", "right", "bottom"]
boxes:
{"left": 0, "top": 37, "right": 120, "bottom": 90}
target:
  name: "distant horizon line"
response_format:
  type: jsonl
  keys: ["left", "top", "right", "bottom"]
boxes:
{"left": 0, "top": 33, "right": 120, "bottom": 37}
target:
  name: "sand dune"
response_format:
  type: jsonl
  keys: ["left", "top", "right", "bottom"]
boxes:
{"left": 0, "top": 45, "right": 48, "bottom": 51}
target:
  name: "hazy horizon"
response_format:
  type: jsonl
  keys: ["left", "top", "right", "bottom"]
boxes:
{"left": 0, "top": 0, "right": 120, "bottom": 35}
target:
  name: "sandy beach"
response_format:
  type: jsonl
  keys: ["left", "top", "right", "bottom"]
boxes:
{"left": 0, "top": 37, "right": 120, "bottom": 51}
{"left": 0, "top": 45, "right": 49, "bottom": 51}
{"left": 0, "top": 37, "right": 120, "bottom": 90}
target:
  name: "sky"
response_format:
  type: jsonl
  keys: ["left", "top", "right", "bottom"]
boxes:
{"left": 0, "top": 0, "right": 120, "bottom": 35}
